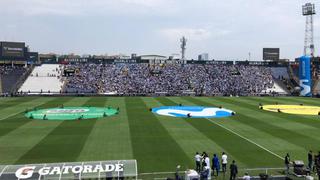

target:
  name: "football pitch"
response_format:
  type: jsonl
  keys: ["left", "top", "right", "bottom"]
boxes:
{"left": 0, "top": 96, "right": 319, "bottom": 177}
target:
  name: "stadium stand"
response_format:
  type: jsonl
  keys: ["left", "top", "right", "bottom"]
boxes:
{"left": 271, "top": 67, "right": 289, "bottom": 79}
{"left": 19, "top": 64, "right": 64, "bottom": 94}
{"left": 270, "top": 67, "right": 291, "bottom": 94}
{"left": 288, "top": 65, "right": 300, "bottom": 89}
{"left": 0, "top": 65, "right": 28, "bottom": 94}
{"left": 313, "top": 79, "right": 320, "bottom": 95}
{"left": 0, "top": 76, "right": 2, "bottom": 94}
{"left": 263, "top": 79, "right": 288, "bottom": 95}
{"left": 64, "top": 63, "right": 285, "bottom": 96}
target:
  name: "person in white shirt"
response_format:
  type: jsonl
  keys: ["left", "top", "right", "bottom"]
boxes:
{"left": 204, "top": 154, "right": 211, "bottom": 179}
{"left": 243, "top": 172, "right": 250, "bottom": 180}
{"left": 221, "top": 152, "right": 228, "bottom": 173}
{"left": 195, "top": 152, "right": 202, "bottom": 172}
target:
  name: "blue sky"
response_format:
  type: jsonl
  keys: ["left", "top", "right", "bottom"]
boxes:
{"left": 0, "top": 0, "right": 319, "bottom": 60}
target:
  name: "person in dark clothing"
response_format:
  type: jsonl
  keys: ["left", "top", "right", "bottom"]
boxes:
{"left": 285, "top": 153, "right": 290, "bottom": 175}
{"left": 316, "top": 152, "right": 320, "bottom": 180}
{"left": 313, "top": 154, "right": 317, "bottom": 172}
{"left": 308, "top": 150, "right": 313, "bottom": 170}
{"left": 200, "top": 163, "right": 209, "bottom": 180}
{"left": 212, "top": 154, "right": 220, "bottom": 176}
{"left": 229, "top": 160, "right": 238, "bottom": 180}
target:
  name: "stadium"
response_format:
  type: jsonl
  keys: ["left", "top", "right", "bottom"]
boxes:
{"left": 1, "top": 1, "right": 320, "bottom": 180}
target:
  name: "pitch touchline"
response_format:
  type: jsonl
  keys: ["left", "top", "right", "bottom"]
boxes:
{"left": 139, "top": 167, "right": 285, "bottom": 175}
{"left": 205, "top": 118, "right": 284, "bottom": 160}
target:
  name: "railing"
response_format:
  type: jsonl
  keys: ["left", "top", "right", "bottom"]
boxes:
{"left": 138, "top": 167, "right": 289, "bottom": 180}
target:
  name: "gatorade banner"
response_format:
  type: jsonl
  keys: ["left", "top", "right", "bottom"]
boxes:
{"left": 0, "top": 160, "right": 137, "bottom": 180}
{"left": 299, "top": 56, "right": 312, "bottom": 97}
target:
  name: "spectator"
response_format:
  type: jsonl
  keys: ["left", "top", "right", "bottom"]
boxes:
{"left": 63, "top": 63, "right": 275, "bottom": 96}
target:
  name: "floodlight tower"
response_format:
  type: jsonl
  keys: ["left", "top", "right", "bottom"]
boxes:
{"left": 302, "top": 3, "right": 316, "bottom": 57}
{"left": 180, "top": 36, "right": 187, "bottom": 60}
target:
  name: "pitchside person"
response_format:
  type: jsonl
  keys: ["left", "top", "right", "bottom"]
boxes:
{"left": 229, "top": 160, "right": 238, "bottom": 180}
{"left": 204, "top": 154, "right": 211, "bottom": 179}
{"left": 212, "top": 154, "right": 220, "bottom": 176}
{"left": 201, "top": 152, "right": 207, "bottom": 170}
{"left": 222, "top": 152, "right": 228, "bottom": 173}
{"left": 195, "top": 152, "right": 201, "bottom": 172}
{"left": 316, "top": 152, "right": 320, "bottom": 180}
{"left": 284, "top": 153, "right": 290, "bottom": 175}
{"left": 308, "top": 150, "right": 313, "bottom": 170}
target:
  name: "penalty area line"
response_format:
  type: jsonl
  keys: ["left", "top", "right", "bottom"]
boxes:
{"left": 206, "top": 118, "right": 284, "bottom": 160}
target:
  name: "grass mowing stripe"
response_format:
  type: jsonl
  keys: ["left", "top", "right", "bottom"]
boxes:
{"left": 0, "top": 97, "right": 47, "bottom": 121}
{"left": 269, "top": 96, "right": 320, "bottom": 107}
{"left": 168, "top": 97, "right": 284, "bottom": 160}
{"left": 243, "top": 97, "right": 320, "bottom": 125}
{"left": 225, "top": 97, "right": 320, "bottom": 136}
{"left": 0, "top": 97, "right": 63, "bottom": 138}
{"left": 194, "top": 97, "right": 314, "bottom": 160}
{"left": 125, "top": 97, "right": 191, "bottom": 173}
{"left": 204, "top": 118, "right": 284, "bottom": 160}
{"left": 153, "top": 97, "right": 247, "bottom": 168}
{"left": 208, "top": 97, "right": 320, "bottom": 152}
{"left": 0, "top": 97, "right": 34, "bottom": 109}
{"left": 278, "top": 97, "right": 320, "bottom": 105}
{"left": 143, "top": 97, "right": 219, "bottom": 168}
{"left": 0, "top": 97, "right": 90, "bottom": 165}
{"left": 15, "top": 97, "right": 102, "bottom": 164}
{"left": 77, "top": 97, "right": 134, "bottom": 161}
{"left": 157, "top": 97, "right": 281, "bottom": 167}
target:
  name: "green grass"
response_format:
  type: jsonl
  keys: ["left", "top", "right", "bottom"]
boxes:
{"left": 0, "top": 96, "right": 319, "bottom": 179}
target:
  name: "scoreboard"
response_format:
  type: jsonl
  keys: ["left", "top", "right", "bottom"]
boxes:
{"left": 0, "top": 42, "right": 25, "bottom": 58}
{"left": 263, "top": 48, "right": 280, "bottom": 61}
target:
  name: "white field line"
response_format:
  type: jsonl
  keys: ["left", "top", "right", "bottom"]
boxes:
{"left": 0, "top": 101, "right": 47, "bottom": 121}
{"left": 205, "top": 118, "right": 284, "bottom": 160}
{"left": 139, "top": 167, "right": 285, "bottom": 176}
{"left": 0, "top": 166, "right": 8, "bottom": 177}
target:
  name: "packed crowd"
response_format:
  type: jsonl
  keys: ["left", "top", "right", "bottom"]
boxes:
{"left": 64, "top": 63, "right": 274, "bottom": 95}
{"left": 0, "top": 65, "right": 26, "bottom": 76}
{"left": 0, "top": 65, "right": 27, "bottom": 94}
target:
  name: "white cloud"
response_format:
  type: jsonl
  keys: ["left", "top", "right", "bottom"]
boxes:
{"left": 0, "top": 0, "right": 176, "bottom": 16}
{"left": 0, "top": 0, "right": 316, "bottom": 60}
{"left": 120, "top": 0, "right": 169, "bottom": 7}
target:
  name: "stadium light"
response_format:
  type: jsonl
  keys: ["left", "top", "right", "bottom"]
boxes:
{"left": 302, "top": 3, "right": 315, "bottom": 16}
